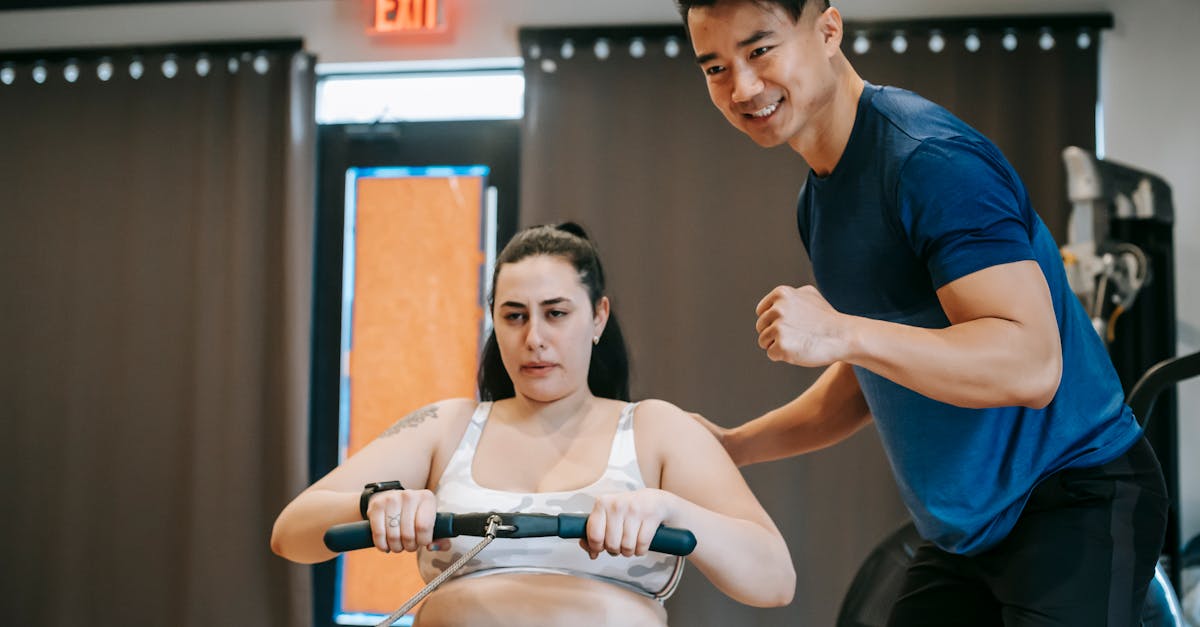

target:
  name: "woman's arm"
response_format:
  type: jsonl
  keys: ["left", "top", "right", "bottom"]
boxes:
{"left": 636, "top": 400, "right": 796, "bottom": 606}
{"left": 269, "top": 398, "right": 474, "bottom": 564}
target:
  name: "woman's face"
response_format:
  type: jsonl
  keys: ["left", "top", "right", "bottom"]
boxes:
{"left": 492, "top": 254, "right": 608, "bottom": 403}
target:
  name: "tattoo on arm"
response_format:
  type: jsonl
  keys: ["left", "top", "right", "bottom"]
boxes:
{"left": 379, "top": 405, "right": 439, "bottom": 438}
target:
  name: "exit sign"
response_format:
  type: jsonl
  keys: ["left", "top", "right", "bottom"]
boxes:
{"left": 374, "top": 0, "right": 445, "bottom": 33}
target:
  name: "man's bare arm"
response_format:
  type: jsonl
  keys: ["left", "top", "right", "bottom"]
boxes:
{"left": 756, "top": 260, "right": 1062, "bottom": 410}
{"left": 840, "top": 260, "right": 1062, "bottom": 409}
{"left": 722, "top": 361, "right": 872, "bottom": 466}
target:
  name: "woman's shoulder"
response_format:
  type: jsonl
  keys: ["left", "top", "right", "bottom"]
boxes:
{"left": 432, "top": 397, "right": 482, "bottom": 430}
{"left": 434, "top": 397, "right": 481, "bottom": 415}
{"left": 382, "top": 397, "right": 478, "bottom": 441}
{"left": 408, "top": 397, "right": 478, "bottom": 420}
{"left": 630, "top": 399, "right": 711, "bottom": 439}
{"left": 631, "top": 398, "right": 685, "bottom": 417}
{"left": 627, "top": 400, "right": 727, "bottom": 478}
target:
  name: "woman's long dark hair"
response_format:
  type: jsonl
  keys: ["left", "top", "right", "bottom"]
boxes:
{"left": 477, "top": 223, "right": 631, "bottom": 401}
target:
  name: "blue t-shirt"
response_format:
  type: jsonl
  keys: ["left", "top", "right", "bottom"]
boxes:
{"left": 796, "top": 83, "right": 1142, "bottom": 555}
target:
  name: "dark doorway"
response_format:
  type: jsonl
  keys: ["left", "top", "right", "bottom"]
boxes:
{"left": 309, "top": 119, "right": 520, "bottom": 627}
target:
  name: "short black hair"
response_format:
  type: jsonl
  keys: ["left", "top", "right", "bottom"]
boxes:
{"left": 675, "top": 0, "right": 830, "bottom": 24}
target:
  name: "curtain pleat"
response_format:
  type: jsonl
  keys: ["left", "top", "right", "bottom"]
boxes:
{"left": 0, "top": 46, "right": 314, "bottom": 627}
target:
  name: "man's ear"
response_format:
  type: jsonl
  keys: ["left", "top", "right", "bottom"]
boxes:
{"left": 817, "top": 6, "right": 844, "bottom": 53}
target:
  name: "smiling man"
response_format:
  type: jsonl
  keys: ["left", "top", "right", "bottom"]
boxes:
{"left": 677, "top": 1, "right": 1168, "bottom": 625}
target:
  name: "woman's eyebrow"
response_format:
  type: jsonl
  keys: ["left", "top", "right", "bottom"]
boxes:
{"left": 499, "top": 297, "right": 570, "bottom": 308}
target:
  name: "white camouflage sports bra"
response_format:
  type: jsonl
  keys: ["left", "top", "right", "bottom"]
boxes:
{"left": 416, "top": 401, "right": 685, "bottom": 601}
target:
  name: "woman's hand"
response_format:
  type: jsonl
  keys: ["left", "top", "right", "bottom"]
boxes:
{"left": 581, "top": 488, "right": 678, "bottom": 559}
{"left": 364, "top": 488, "right": 445, "bottom": 553}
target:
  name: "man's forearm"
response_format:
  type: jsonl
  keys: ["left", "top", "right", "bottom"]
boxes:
{"left": 841, "top": 314, "right": 1061, "bottom": 410}
{"left": 833, "top": 260, "right": 1063, "bottom": 409}
{"left": 728, "top": 362, "right": 872, "bottom": 466}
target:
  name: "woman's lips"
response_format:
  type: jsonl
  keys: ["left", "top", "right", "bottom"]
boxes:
{"left": 520, "top": 362, "right": 557, "bottom": 376}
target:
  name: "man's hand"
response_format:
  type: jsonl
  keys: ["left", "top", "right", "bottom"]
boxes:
{"left": 689, "top": 411, "right": 755, "bottom": 467}
{"left": 689, "top": 411, "right": 730, "bottom": 444}
{"left": 755, "top": 285, "right": 849, "bottom": 367}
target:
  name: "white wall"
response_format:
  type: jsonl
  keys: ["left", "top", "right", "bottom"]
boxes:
{"left": 1100, "top": 0, "right": 1200, "bottom": 549}
{"left": 2, "top": 0, "right": 1196, "bottom": 542}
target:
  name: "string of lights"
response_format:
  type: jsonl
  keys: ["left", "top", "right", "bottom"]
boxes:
{"left": 0, "top": 40, "right": 302, "bottom": 87}
{"left": 518, "top": 14, "right": 1112, "bottom": 73}
{"left": 849, "top": 25, "right": 1097, "bottom": 56}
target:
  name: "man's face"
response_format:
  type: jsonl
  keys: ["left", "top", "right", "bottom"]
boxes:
{"left": 688, "top": 1, "right": 835, "bottom": 148}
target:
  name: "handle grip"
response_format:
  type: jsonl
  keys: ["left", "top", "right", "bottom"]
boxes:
{"left": 323, "top": 514, "right": 454, "bottom": 553}
{"left": 322, "top": 522, "right": 373, "bottom": 553}
{"left": 323, "top": 512, "right": 696, "bottom": 556}
{"left": 555, "top": 514, "right": 696, "bottom": 556}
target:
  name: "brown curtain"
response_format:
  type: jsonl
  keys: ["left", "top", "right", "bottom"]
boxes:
{"left": 846, "top": 27, "right": 1099, "bottom": 240}
{"left": 0, "top": 43, "right": 315, "bottom": 627}
{"left": 519, "top": 20, "right": 1097, "bottom": 627}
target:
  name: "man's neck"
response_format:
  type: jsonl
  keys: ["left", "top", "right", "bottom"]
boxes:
{"left": 791, "top": 71, "right": 865, "bottom": 177}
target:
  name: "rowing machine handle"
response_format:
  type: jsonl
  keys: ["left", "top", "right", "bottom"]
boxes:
{"left": 324, "top": 513, "right": 696, "bottom": 556}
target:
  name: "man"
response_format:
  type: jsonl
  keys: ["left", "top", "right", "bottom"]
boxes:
{"left": 677, "top": 1, "right": 1168, "bottom": 625}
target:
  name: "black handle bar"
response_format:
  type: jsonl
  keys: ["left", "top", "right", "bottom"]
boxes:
{"left": 324, "top": 512, "right": 696, "bottom": 556}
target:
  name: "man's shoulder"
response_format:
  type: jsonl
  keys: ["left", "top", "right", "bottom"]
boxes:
{"left": 865, "top": 87, "right": 1008, "bottom": 186}
{"left": 867, "top": 84, "right": 975, "bottom": 146}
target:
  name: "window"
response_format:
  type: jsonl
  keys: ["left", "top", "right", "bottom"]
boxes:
{"left": 316, "top": 61, "right": 524, "bottom": 124}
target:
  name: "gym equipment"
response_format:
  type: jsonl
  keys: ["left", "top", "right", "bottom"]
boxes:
{"left": 1060, "top": 146, "right": 1167, "bottom": 344}
{"left": 324, "top": 511, "right": 696, "bottom": 627}
{"left": 1062, "top": 148, "right": 1186, "bottom": 591}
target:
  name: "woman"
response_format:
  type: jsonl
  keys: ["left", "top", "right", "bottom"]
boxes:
{"left": 271, "top": 223, "right": 795, "bottom": 625}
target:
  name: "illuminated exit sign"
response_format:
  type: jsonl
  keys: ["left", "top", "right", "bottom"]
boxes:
{"left": 374, "top": 0, "right": 445, "bottom": 33}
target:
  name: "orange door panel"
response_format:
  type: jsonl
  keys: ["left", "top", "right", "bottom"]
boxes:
{"left": 337, "top": 167, "right": 488, "bottom": 621}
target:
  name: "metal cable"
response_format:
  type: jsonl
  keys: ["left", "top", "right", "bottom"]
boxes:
{"left": 373, "top": 515, "right": 503, "bottom": 627}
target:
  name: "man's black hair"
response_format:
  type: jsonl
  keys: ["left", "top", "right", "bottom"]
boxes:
{"left": 675, "top": 0, "right": 830, "bottom": 25}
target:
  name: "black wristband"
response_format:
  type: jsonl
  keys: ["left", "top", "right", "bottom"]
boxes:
{"left": 359, "top": 480, "right": 404, "bottom": 519}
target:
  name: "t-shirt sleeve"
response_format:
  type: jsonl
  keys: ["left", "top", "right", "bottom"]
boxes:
{"left": 895, "top": 139, "right": 1035, "bottom": 290}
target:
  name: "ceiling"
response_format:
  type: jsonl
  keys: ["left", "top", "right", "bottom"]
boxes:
{"left": 0, "top": 0, "right": 255, "bottom": 9}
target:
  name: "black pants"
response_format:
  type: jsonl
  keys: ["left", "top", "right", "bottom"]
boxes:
{"left": 887, "top": 437, "right": 1168, "bottom": 627}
